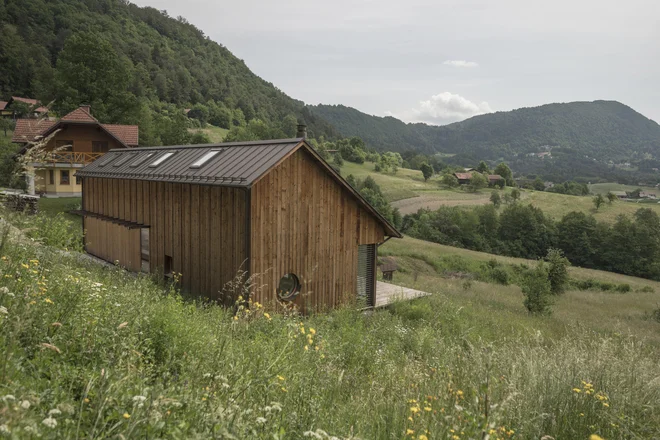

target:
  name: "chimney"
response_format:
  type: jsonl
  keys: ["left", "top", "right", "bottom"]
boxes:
{"left": 81, "top": 104, "right": 91, "bottom": 115}
{"left": 296, "top": 124, "right": 307, "bottom": 139}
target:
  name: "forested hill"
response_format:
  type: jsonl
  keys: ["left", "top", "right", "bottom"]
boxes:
{"left": 0, "top": 0, "right": 337, "bottom": 144}
{"left": 310, "top": 101, "right": 660, "bottom": 161}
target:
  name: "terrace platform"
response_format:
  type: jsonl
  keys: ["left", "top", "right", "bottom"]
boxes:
{"left": 375, "top": 281, "right": 432, "bottom": 308}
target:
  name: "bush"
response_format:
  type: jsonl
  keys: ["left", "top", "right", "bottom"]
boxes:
{"left": 545, "top": 249, "right": 570, "bottom": 295}
{"left": 615, "top": 283, "right": 631, "bottom": 293}
{"left": 637, "top": 286, "right": 655, "bottom": 293}
{"left": 522, "top": 262, "right": 553, "bottom": 315}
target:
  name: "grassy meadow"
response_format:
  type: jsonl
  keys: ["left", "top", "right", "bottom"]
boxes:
{"left": 1, "top": 207, "right": 660, "bottom": 438}
{"left": 341, "top": 162, "right": 660, "bottom": 221}
{"left": 188, "top": 124, "right": 229, "bottom": 143}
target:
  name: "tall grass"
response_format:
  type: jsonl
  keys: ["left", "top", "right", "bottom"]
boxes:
{"left": 0, "top": 222, "right": 659, "bottom": 438}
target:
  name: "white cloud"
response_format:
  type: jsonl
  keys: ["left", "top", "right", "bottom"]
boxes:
{"left": 390, "top": 92, "right": 493, "bottom": 125}
{"left": 443, "top": 60, "right": 479, "bottom": 68}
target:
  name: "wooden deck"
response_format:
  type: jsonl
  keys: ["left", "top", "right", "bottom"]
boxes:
{"left": 375, "top": 281, "right": 432, "bottom": 308}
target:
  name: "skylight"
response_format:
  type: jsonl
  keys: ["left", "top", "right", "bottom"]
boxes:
{"left": 98, "top": 155, "right": 117, "bottom": 167}
{"left": 113, "top": 152, "right": 138, "bottom": 167}
{"left": 129, "top": 152, "right": 154, "bottom": 167}
{"left": 149, "top": 152, "right": 176, "bottom": 168}
{"left": 190, "top": 150, "right": 222, "bottom": 169}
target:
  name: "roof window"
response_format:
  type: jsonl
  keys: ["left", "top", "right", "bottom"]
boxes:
{"left": 113, "top": 152, "right": 138, "bottom": 167}
{"left": 130, "top": 152, "right": 154, "bottom": 168}
{"left": 149, "top": 152, "right": 176, "bottom": 168}
{"left": 190, "top": 150, "right": 222, "bottom": 169}
{"left": 98, "top": 155, "right": 117, "bottom": 167}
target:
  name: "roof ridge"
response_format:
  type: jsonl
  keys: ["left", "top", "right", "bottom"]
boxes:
{"left": 107, "top": 138, "right": 305, "bottom": 152}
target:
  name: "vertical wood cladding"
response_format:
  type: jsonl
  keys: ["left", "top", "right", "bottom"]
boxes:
{"left": 250, "top": 148, "right": 385, "bottom": 311}
{"left": 83, "top": 177, "right": 246, "bottom": 301}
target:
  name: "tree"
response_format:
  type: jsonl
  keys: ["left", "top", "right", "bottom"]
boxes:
{"left": 379, "top": 152, "right": 403, "bottom": 174}
{"left": 607, "top": 192, "right": 617, "bottom": 204}
{"left": 467, "top": 173, "right": 488, "bottom": 192}
{"left": 511, "top": 188, "right": 521, "bottom": 202}
{"left": 522, "top": 262, "right": 553, "bottom": 315}
{"left": 593, "top": 193, "right": 605, "bottom": 210}
{"left": 476, "top": 161, "right": 490, "bottom": 174}
{"left": 420, "top": 162, "right": 433, "bottom": 181}
{"left": 545, "top": 249, "right": 570, "bottom": 295}
{"left": 441, "top": 173, "right": 459, "bottom": 188}
{"left": 0, "top": 119, "right": 12, "bottom": 137}
{"left": 629, "top": 188, "right": 642, "bottom": 199}
{"left": 490, "top": 190, "right": 501, "bottom": 208}
{"left": 494, "top": 163, "right": 513, "bottom": 186}
{"left": 532, "top": 177, "right": 546, "bottom": 191}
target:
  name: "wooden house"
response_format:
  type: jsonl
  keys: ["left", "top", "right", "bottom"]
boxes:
{"left": 13, "top": 105, "right": 138, "bottom": 196}
{"left": 76, "top": 137, "right": 401, "bottom": 310}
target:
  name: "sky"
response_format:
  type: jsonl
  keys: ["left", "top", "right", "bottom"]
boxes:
{"left": 132, "top": 0, "right": 660, "bottom": 125}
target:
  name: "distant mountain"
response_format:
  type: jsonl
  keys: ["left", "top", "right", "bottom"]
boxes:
{"left": 309, "top": 101, "right": 660, "bottom": 161}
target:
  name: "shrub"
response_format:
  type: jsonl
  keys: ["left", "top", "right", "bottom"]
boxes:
{"left": 545, "top": 249, "right": 570, "bottom": 295}
{"left": 522, "top": 262, "right": 553, "bottom": 315}
{"left": 638, "top": 286, "right": 655, "bottom": 293}
{"left": 615, "top": 283, "right": 631, "bottom": 293}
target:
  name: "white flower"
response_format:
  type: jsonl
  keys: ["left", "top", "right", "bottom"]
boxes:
{"left": 1, "top": 395, "right": 15, "bottom": 402}
{"left": 203, "top": 373, "right": 211, "bottom": 379}
{"left": 48, "top": 408, "right": 61, "bottom": 416}
{"left": 42, "top": 417, "right": 57, "bottom": 428}
{"left": 6, "top": 292, "right": 14, "bottom": 298}
{"left": 303, "top": 431, "right": 323, "bottom": 439}
{"left": 132, "top": 396, "right": 147, "bottom": 403}
{"left": 256, "top": 417, "right": 267, "bottom": 424}
{"left": 0, "top": 307, "right": 7, "bottom": 316}
{"left": 0, "top": 287, "right": 8, "bottom": 294}
{"left": 221, "top": 383, "right": 230, "bottom": 389}
{"left": 20, "top": 400, "right": 31, "bottom": 409}
{"left": 0, "top": 424, "right": 10, "bottom": 434}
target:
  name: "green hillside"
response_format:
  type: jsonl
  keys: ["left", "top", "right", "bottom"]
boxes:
{"left": 311, "top": 101, "right": 660, "bottom": 161}
{"left": 0, "top": 0, "right": 337, "bottom": 143}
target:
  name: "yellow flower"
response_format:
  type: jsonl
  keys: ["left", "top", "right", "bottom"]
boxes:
{"left": 418, "top": 435, "right": 428, "bottom": 440}
{"left": 456, "top": 390, "right": 464, "bottom": 397}
{"left": 123, "top": 413, "right": 130, "bottom": 419}
{"left": 201, "top": 397, "right": 207, "bottom": 401}
{"left": 406, "top": 429, "right": 414, "bottom": 435}
{"left": 84, "top": 398, "right": 90, "bottom": 403}
{"left": 264, "top": 313, "right": 271, "bottom": 320}
{"left": 572, "top": 388, "right": 582, "bottom": 393}
{"left": 602, "top": 402, "right": 609, "bottom": 408}
{"left": 280, "top": 387, "right": 287, "bottom": 393}
{"left": 44, "top": 298, "right": 54, "bottom": 304}
{"left": 309, "top": 328, "right": 316, "bottom": 335}
{"left": 21, "top": 263, "right": 29, "bottom": 269}
{"left": 233, "top": 316, "right": 238, "bottom": 321}
{"left": 300, "top": 327, "right": 305, "bottom": 334}
{"left": 423, "top": 406, "right": 431, "bottom": 412}
{"left": 579, "top": 413, "right": 584, "bottom": 417}
{"left": 407, "top": 416, "right": 413, "bottom": 422}
{"left": 589, "top": 435, "right": 604, "bottom": 440}
{"left": 410, "top": 406, "right": 420, "bottom": 414}
{"left": 452, "top": 436, "right": 460, "bottom": 440}
{"left": 277, "top": 375, "right": 285, "bottom": 381}
{"left": 304, "top": 345, "right": 309, "bottom": 351}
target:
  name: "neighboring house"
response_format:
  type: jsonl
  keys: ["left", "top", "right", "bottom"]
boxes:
{"left": 76, "top": 136, "right": 401, "bottom": 311}
{"left": 453, "top": 172, "right": 504, "bottom": 186}
{"left": 1, "top": 96, "right": 49, "bottom": 118}
{"left": 612, "top": 191, "right": 628, "bottom": 199}
{"left": 640, "top": 192, "right": 657, "bottom": 199}
{"left": 12, "top": 105, "right": 138, "bottom": 197}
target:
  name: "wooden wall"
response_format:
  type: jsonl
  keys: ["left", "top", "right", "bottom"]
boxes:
{"left": 47, "top": 125, "right": 124, "bottom": 153}
{"left": 83, "top": 177, "right": 247, "bottom": 301}
{"left": 84, "top": 217, "right": 141, "bottom": 272}
{"left": 250, "top": 148, "right": 385, "bottom": 311}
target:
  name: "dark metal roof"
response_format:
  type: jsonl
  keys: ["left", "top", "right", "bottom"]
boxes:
{"left": 76, "top": 139, "right": 302, "bottom": 186}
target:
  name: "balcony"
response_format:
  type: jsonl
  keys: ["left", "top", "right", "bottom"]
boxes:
{"left": 43, "top": 152, "right": 105, "bottom": 165}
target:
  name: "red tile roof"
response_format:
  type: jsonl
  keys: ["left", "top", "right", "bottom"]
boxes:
{"left": 12, "top": 119, "right": 58, "bottom": 144}
{"left": 454, "top": 172, "right": 473, "bottom": 180}
{"left": 11, "top": 96, "right": 48, "bottom": 113}
{"left": 102, "top": 124, "right": 139, "bottom": 147}
{"left": 61, "top": 106, "right": 98, "bottom": 122}
{"left": 0, "top": 101, "right": 7, "bottom": 111}
{"left": 11, "top": 106, "right": 139, "bottom": 147}
{"left": 488, "top": 174, "right": 504, "bottom": 181}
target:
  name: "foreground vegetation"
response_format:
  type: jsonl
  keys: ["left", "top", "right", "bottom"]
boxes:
{"left": 1, "top": 211, "right": 660, "bottom": 439}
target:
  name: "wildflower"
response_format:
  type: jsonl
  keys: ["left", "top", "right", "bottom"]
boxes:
{"left": 44, "top": 298, "right": 54, "bottom": 304}
{"left": 602, "top": 402, "right": 610, "bottom": 408}
{"left": 0, "top": 287, "right": 8, "bottom": 294}
{"left": 277, "top": 375, "right": 285, "bottom": 381}
{"left": 0, "top": 425, "right": 9, "bottom": 434}
{"left": 410, "top": 406, "right": 420, "bottom": 414}
{"left": 20, "top": 400, "right": 31, "bottom": 409}
{"left": 117, "top": 322, "right": 128, "bottom": 329}
{"left": 21, "top": 263, "right": 29, "bottom": 269}
{"left": 406, "top": 429, "right": 414, "bottom": 435}
{"left": 572, "top": 388, "right": 582, "bottom": 393}
{"left": 0, "top": 306, "right": 7, "bottom": 315}
{"left": 304, "top": 345, "right": 309, "bottom": 351}
{"left": 264, "top": 313, "right": 271, "bottom": 320}
{"left": 418, "top": 435, "right": 428, "bottom": 440}
{"left": 123, "top": 413, "right": 131, "bottom": 419}
{"left": 29, "top": 300, "right": 36, "bottom": 305}
{"left": 48, "top": 409, "right": 61, "bottom": 416}
{"left": 133, "top": 396, "right": 147, "bottom": 404}
{"left": 42, "top": 417, "right": 57, "bottom": 428}
{"left": 589, "top": 435, "right": 604, "bottom": 440}
{"left": 281, "top": 387, "right": 287, "bottom": 393}
{"left": 256, "top": 417, "right": 267, "bottom": 424}
{"left": 309, "top": 328, "right": 316, "bottom": 335}
{"left": 580, "top": 413, "right": 585, "bottom": 417}
{"left": 456, "top": 390, "right": 464, "bottom": 397}
{"left": 2, "top": 395, "right": 16, "bottom": 402}
{"left": 300, "top": 326, "right": 305, "bottom": 334}
{"left": 233, "top": 316, "right": 239, "bottom": 321}
{"left": 84, "top": 398, "right": 90, "bottom": 403}
{"left": 452, "top": 436, "right": 460, "bottom": 440}
{"left": 424, "top": 406, "right": 432, "bottom": 412}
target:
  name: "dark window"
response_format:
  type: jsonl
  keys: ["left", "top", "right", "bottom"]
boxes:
{"left": 164, "top": 255, "right": 173, "bottom": 279}
{"left": 277, "top": 274, "right": 300, "bottom": 301}
{"left": 60, "top": 170, "right": 70, "bottom": 185}
{"left": 56, "top": 140, "right": 73, "bottom": 152}
{"left": 49, "top": 170, "right": 54, "bottom": 185}
{"left": 92, "top": 141, "right": 109, "bottom": 153}
{"left": 76, "top": 175, "right": 82, "bottom": 185}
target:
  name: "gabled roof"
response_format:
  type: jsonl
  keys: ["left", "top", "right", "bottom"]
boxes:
{"left": 10, "top": 96, "right": 48, "bottom": 113}
{"left": 11, "top": 106, "right": 139, "bottom": 147}
{"left": 454, "top": 172, "right": 473, "bottom": 180}
{"left": 0, "top": 101, "right": 7, "bottom": 111}
{"left": 488, "top": 174, "right": 504, "bottom": 181}
{"left": 77, "top": 138, "right": 401, "bottom": 237}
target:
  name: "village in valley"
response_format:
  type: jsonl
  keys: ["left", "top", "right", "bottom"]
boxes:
{"left": 1, "top": 1, "right": 659, "bottom": 439}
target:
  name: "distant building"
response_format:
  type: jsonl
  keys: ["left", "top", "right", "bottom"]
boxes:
{"left": 487, "top": 174, "right": 504, "bottom": 185}
{"left": 1, "top": 96, "right": 49, "bottom": 118}
{"left": 453, "top": 171, "right": 504, "bottom": 186}
{"left": 639, "top": 192, "right": 657, "bottom": 199}
{"left": 12, "top": 105, "right": 138, "bottom": 197}
{"left": 612, "top": 191, "right": 628, "bottom": 199}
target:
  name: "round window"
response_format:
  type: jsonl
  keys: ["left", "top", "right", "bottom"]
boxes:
{"left": 277, "top": 273, "right": 300, "bottom": 301}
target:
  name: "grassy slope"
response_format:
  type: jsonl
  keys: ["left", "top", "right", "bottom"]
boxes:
{"left": 1, "top": 214, "right": 659, "bottom": 438}
{"left": 380, "top": 236, "right": 660, "bottom": 345}
{"left": 188, "top": 124, "right": 230, "bottom": 143}
{"left": 589, "top": 182, "right": 659, "bottom": 195}
{"left": 341, "top": 162, "right": 660, "bottom": 221}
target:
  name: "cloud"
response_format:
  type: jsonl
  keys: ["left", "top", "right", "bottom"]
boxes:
{"left": 390, "top": 92, "right": 493, "bottom": 125}
{"left": 443, "top": 60, "right": 479, "bottom": 68}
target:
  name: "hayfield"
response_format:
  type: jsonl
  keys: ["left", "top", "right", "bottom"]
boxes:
{"left": 1, "top": 211, "right": 659, "bottom": 439}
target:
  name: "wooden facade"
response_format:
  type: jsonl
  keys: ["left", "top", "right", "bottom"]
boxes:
{"left": 79, "top": 140, "right": 400, "bottom": 310}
